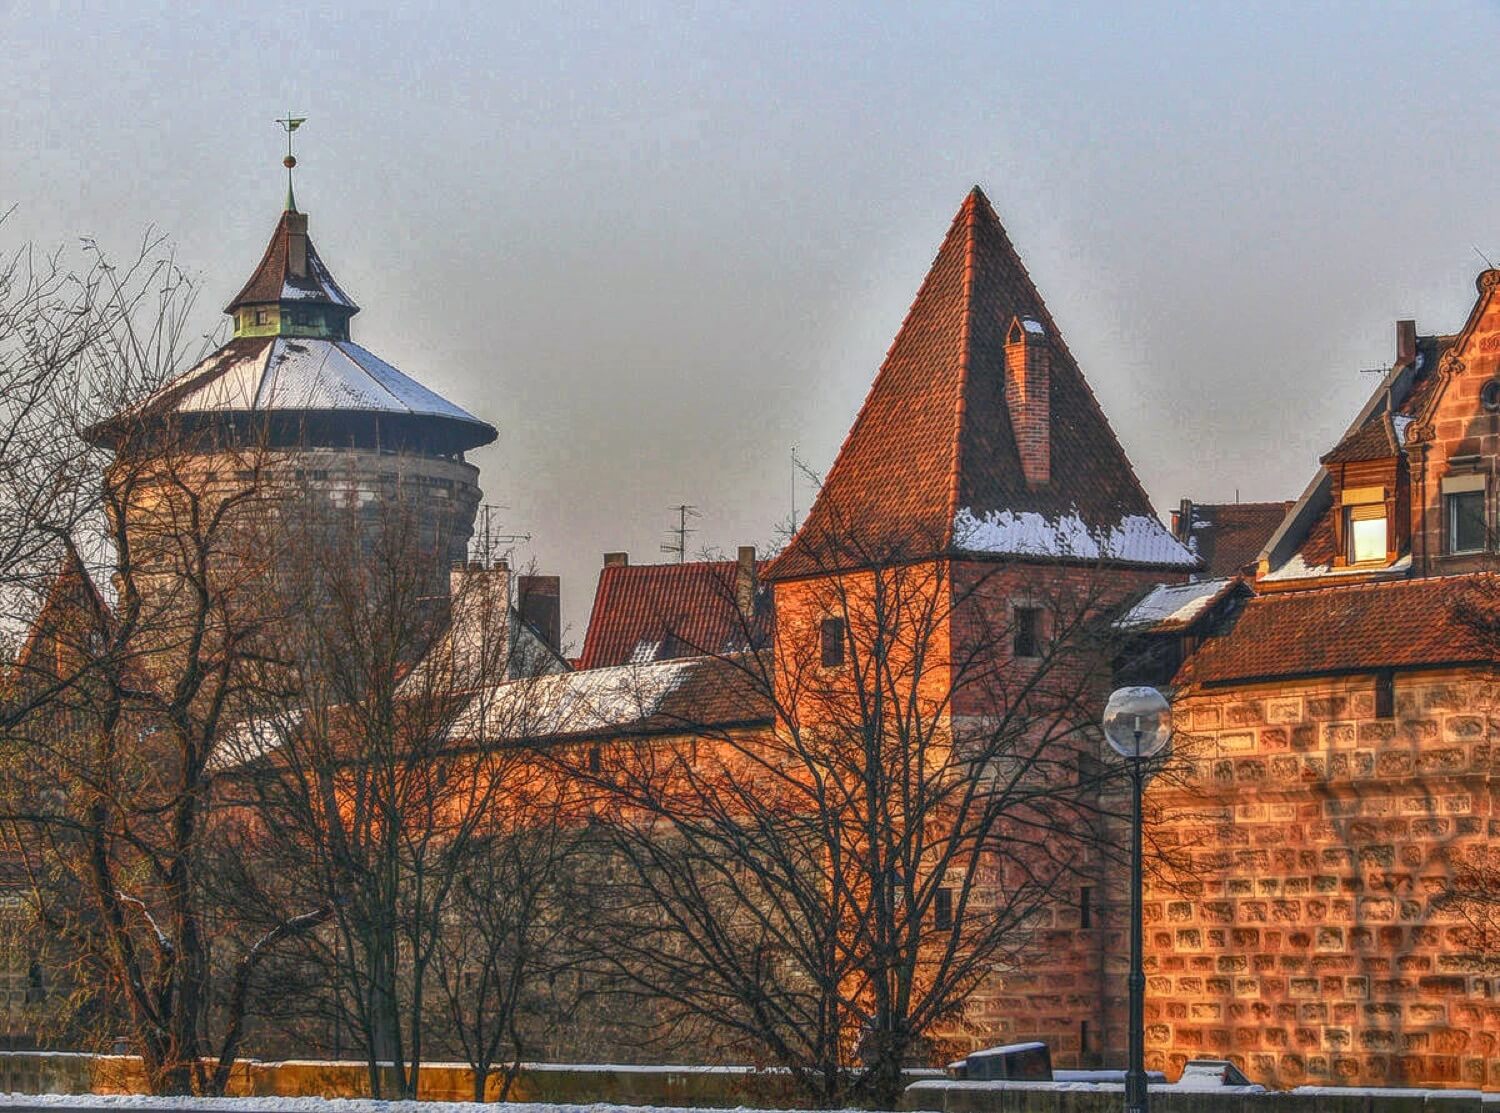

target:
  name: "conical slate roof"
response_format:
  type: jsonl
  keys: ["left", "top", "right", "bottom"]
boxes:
{"left": 769, "top": 187, "right": 1192, "bottom": 579}
{"left": 226, "top": 209, "right": 358, "bottom": 314}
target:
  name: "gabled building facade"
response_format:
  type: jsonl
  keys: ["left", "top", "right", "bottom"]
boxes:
{"left": 1141, "top": 277, "right": 1500, "bottom": 1088}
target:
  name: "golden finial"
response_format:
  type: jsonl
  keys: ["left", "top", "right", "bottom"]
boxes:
{"left": 276, "top": 112, "right": 307, "bottom": 211}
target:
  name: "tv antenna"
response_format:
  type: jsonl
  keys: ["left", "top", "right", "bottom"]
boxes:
{"left": 470, "top": 503, "right": 531, "bottom": 566}
{"left": 661, "top": 504, "right": 701, "bottom": 563}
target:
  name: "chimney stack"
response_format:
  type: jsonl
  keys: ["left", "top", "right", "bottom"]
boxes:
{"left": 1004, "top": 316, "right": 1051, "bottom": 488}
{"left": 285, "top": 211, "right": 309, "bottom": 278}
{"left": 1174, "top": 498, "right": 1195, "bottom": 542}
{"left": 517, "top": 575, "right": 561, "bottom": 653}
{"left": 1396, "top": 320, "right": 1417, "bottom": 368}
{"left": 735, "top": 545, "right": 757, "bottom": 622}
{"left": 603, "top": 552, "right": 629, "bottom": 568}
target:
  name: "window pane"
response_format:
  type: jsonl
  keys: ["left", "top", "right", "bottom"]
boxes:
{"left": 1449, "top": 490, "right": 1486, "bottom": 553}
{"left": 1350, "top": 515, "right": 1386, "bottom": 563}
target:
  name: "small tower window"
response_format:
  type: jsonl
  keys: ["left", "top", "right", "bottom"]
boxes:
{"left": 934, "top": 887, "right": 954, "bottom": 931}
{"left": 1013, "top": 606, "right": 1042, "bottom": 658}
{"left": 820, "top": 617, "right": 846, "bottom": 667}
{"left": 1375, "top": 670, "right": 1395, "bottom": 720}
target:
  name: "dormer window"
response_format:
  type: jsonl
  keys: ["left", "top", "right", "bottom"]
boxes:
{"left": 1342, "top": 485, "right": 1387, "bottom": 565}
{"left": 1443, "top": 474, "right": 1487, "bottom": 554}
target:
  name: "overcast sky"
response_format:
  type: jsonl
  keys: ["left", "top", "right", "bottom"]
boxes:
{"left": 5, "top": 1, "right": 1498, "bottom": 643}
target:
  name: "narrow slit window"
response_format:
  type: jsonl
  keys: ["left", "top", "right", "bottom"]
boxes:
{"left": 1080, "top": 885, "right": 1093, "bottom": 929}
{"left": 1375, "top": 670, "right": 1395, "bottom": 720}
{"left": 1014, "top": 606, "right": 1042, "bottom": 658}
{"left": 820, "top": 617, "right": 845, "bottom": 667}
{"left": 934, "top": 887, "right": 954, "bottom": 931}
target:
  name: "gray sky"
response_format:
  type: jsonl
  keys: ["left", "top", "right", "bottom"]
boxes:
{"left": 5, "top": 1, "right": 1498, "bottom": 644}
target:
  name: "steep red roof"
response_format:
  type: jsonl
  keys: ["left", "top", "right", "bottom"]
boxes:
{"left": 1180, "top": 574, "right": 1494, "bottom": 686}
{"left": 1178, "top": 502, "right": 1291, "bottom": 577}
{"left": 769, "top": 187, "right": 1189, "bottom": 579}
{"left": 226, "top": 210, "right": 358, "bottom": 313}
{"left": 579, "top": 560, "right": 770, "bottom": 670}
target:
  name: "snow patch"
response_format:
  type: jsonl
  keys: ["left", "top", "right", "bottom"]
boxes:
{"left": 451, "top": 658, "right": 698, "bottom": 742}
{"left": 1261, "top": 552, "right": 1412, "bottom": 583}
{"left": 952, "top": 508, "right": 1196, "bottom": 567}
{"left": 158, "top": 340, "right": 485, "bottom": 428}
{"left": 1114, "top": 578, "right": 1235, "bottom": 633}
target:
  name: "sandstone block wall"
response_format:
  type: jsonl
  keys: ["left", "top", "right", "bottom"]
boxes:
{"left": 1145, "top": 668, "right": 1500, "bottom": 1088}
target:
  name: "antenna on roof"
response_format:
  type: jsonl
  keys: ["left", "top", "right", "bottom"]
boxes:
{"left": 661, "top": 504, "right": 701, "bottom": 564}
{"left": 790, "top": 445, "right": 798, "bottom": 527}
{"left": 1475, "top": 245, "right": 1497, "bottom": 270}
{"left": 470, "top": 503, "right": 531, "bottom": 567}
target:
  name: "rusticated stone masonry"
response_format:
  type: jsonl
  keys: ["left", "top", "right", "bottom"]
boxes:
{"left": 1142, "top": 667, "right": 1500, "bottom": 1089}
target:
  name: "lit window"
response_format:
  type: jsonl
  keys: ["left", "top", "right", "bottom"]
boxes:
{"left": 1345, "top": 504, "right": 1387, "bottom": 564}
{"left": 1014, "top": 606, "right": 1042, "bottom": 658}
{"left": 820, "top": 617, "right": 845, "bottom": 667}
{"left": 1448, "top": 490, "right": 1486, "bottom": 554}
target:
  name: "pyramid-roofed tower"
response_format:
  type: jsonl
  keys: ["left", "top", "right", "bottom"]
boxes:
{"left": 769, "top": 187, "right": 1193, "bottom": 579}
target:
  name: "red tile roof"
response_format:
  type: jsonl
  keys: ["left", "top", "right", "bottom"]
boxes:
{"left": 1322, "top": 413, "right": 1399, "bottom": 465}
{"left": 1179, "top": 573, "right": 1495, "bottom": 686}
{"left": 1180, "top": 502, "right": 1291, "bottom": 577}
{"left": 768, "top": 186, "right": 1180, "bottom": 579}
{"left": 226, "top": 210, "right": 358, "bottom": 314}
{"left": 578, "top": 560, "right": 770, "bottom": 670}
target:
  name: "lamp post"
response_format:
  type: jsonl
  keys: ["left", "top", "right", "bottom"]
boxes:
{"left": 1102, "top": 686, "right": 1172, "bottom": 1113}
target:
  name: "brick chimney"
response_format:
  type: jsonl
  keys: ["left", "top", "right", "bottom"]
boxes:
{"left": 517, "top": 575, "right": 561, "bottom": 653}
{"left": 1396, "top": 319, "right": 1417, "bottom": 367}
{"left": 603, "top": 552, "right": 629, "bottom": 568}
{"left": 1004, "top": 316, "right": 1051, "bottom": 488}
{"left": 285, "top": 211, "right": 309, "bottom": 279}
{"left": 735, "top": 545, "right": 757, "bottom": 622}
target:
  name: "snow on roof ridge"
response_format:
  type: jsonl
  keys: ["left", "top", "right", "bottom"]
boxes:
{"left": 952, "top": 506, "right": 1197, "bottom": 568}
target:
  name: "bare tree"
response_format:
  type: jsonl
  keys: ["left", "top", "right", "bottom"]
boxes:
{"left": 430, "top": 809, "right": 573, "bottom": 1101}
{"left": 561, "top": 525, "right": 1149, "bottom": 1108}
{"left": 0, "top": 225, "right": 340, "bottom": 1094}
{"left": 226, "top": 497, "right": 563, "bottom": 1099}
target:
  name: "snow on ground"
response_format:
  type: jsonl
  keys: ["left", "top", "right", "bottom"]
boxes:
{"left": 0, "top": 1098, "right": 871, "bottom": 1113}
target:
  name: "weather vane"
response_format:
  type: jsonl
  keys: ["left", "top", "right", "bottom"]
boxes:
{"left": 276, "top": 111, "right": 307, "bottom": 212}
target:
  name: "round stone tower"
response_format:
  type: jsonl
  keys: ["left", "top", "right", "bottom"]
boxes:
{"left": 87, "top": 197, "right": 497, "bottom": 616}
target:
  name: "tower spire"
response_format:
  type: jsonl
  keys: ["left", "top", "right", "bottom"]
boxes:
{"left": 276, "top": 111, "right": 307, "bottom": 212}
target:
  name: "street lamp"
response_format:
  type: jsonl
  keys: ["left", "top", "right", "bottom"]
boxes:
{"left": 1102, "top": 686, "right": 1172, "bottom": 1113}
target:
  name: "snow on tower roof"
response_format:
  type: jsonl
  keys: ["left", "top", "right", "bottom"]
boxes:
{"left": 117, "top": 336, "right": 496, "bottom": 448}
{"left": 768, "top": 186, "right": 1194, "bottom": 579}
